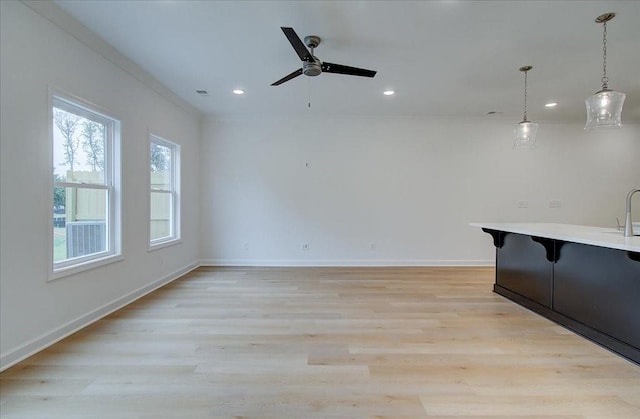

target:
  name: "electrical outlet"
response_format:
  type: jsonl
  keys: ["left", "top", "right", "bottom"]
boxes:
{"left": 302, "top": 242, "right": 309, "bottom": 251}
{"left": 549, "top": 200, "right": 561, "bottom": 208}
{"left": 518, "top": 200, "right": 529, "bottom": 208}
{"left": 369, "top": 242, "right": 376, "bottom": 250}
{"left": 243, "top": 242, "right": 249, "bottom": 251}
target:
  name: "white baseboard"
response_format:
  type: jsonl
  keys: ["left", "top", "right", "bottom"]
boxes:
{"left": 0, "top": 261, "right": 200, "bottom": 372}
{"left": 200, "top": 259, "right": 494, "bottom": 267}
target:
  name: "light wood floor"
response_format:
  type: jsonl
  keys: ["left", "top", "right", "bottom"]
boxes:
{"left": 1, "top": 267, "right": 639, "bottom": 418}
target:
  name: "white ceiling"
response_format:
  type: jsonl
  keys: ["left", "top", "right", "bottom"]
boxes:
{"left": 53, "top": 0, "right": 640, "bottom": 122}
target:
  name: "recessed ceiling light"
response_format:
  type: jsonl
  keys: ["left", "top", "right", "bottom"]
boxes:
{"left": 233, "top": 89, "right": 245, "bottom": 95}
{"left": 545, "top": 102, "right": 558, "bottom": 108}
{"left": 383, "top": 90, "right": 395, "bottom": 96}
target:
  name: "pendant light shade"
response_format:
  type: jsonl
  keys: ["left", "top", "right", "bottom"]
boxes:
{"left": 514, "top": 65, "right": 538, "bottom": 149}
{"left": 585, "top": 89, "right": 626, "bottom": 129}
{"left": 514, "top": 121, "right": 539, "bottom": 148}
{"left": 585, "top": 13, "right": 625, "bottom": 130}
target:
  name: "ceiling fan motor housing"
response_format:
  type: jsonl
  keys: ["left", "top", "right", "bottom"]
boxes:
{"left": 303, "top": 59, "right": 322, "bottom": 76}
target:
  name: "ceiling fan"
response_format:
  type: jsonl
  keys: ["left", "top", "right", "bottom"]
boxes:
{"left": 271, "top": 27, "right": 377, "bottom": 86}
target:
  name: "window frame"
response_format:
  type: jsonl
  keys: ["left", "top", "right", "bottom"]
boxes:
{"left": 49, "top": 91, "right": 122, "bottom": 280}
{"left": 148, "top": 134, "right": 181, "bottom": 250}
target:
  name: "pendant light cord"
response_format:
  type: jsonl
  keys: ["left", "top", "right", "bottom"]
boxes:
{"left": 601, "top": 21, "right": 608, "bottom": 89}
{"left": 523, "top": 70, "right": 528, "bottom": 122}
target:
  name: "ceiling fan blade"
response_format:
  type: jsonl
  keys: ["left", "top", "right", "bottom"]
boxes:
{"left": 271, "top": 68, "right": 303, "bottom": 86}
{"left": 281, "top": 27, "right": 314, "bottom": 62}
{"left": 321, "top": 62, "right": 377, "bottom": 78}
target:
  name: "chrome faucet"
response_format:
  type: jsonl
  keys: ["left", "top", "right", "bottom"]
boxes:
{"left": 624, "top": 187, "right": 640, "bottom": 237}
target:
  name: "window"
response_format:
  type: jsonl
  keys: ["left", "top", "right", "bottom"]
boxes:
{"left": 149, "top": 135, "right": 180, "bottom": 248}
{"left": 51, "top": 94, "right": 121, "bottom": 277}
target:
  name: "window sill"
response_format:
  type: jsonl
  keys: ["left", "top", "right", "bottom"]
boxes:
{"left": 148, "top": 238, "right": 182, "bottom": 252}
{"left": 49, "top": 254, "right": 124, "bottom": 282}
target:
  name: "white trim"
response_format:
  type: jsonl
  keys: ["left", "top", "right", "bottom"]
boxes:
{"left": 148, "top": 238, "right": 183, "bottom": 252}
{"left": 149, "top": 134, "right": 180, "bottom": 246}
{"left": 55, "top": 182, "right": 109, "bottom": 190}
{"left": 49, "top": 89, "right": 122, "bottom": 279}
{"left": 1, "top": 261, "right": 200, "bottom": 372}
{"left": 52, "top": 95, "right": 115, "bottom": 128}
{"left": 47, "top": 89, "right": 56, "bottom": 277}
{"left": 23, "top": 0, "right": 201, "bottom": 119}
{"left": 49, "top": 86, "right": 124, "bottom": 125}
{"left": 49, "top": 254, "right": 124, "bottom": 281}
{"left": 200, "top": 259, "right": 495, "bottom": 267}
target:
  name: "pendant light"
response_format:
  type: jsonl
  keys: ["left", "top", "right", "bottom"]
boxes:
{"left": 514, "top": 65, "right": 538, "bottom": 149}
{"left": 585, "top": 12, "right": 625, "bottom": 129}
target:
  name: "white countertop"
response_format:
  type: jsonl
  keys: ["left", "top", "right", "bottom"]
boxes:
{"left": 470, "top": 223, "right": 640, "bottom": 253}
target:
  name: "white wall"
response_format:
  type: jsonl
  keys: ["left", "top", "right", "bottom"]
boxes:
{"left": 0, "top": 1, "right": 201, "bottom": 369}
{"left": 200, "top": 116, "right": 640, "bottom": 266}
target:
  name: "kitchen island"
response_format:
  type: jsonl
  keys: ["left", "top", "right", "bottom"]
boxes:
{"left": 472, "top": 223, "right": 640, "bottom": 364}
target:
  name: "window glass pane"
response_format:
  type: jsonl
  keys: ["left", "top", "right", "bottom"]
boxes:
{"left": 53, "top": 107, "right": 105, "bottom": 184}
{"left": 150, "top": 191, "right": 172, "bottom": 241}
{"left": 53, "top": 187, "right": 108, "bottom": 262}
{"left": 150, "top": 143, "right": 171, "bottom": 190}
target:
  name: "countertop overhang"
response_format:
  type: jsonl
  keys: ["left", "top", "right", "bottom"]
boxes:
{"left": 470, "top": 223, "right": 640, "bottom": 253}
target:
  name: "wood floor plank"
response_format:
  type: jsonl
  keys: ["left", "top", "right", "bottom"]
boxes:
{"left": 1, "top": 267, "right": 639, "bottom": 418}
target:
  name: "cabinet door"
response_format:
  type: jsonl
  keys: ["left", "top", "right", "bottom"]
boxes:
{"left": 496, "top": 233, "right": 553, "bottom": 307}
{"left": 554, "top": 242, "right": 640, "bottom": 350}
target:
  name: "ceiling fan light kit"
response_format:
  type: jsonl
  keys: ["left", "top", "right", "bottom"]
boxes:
{"left": 585, "top": 12, "right": 626, "bottom": 130}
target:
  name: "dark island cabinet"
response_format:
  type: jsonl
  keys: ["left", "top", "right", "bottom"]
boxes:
{"left": 481, "top": 228, "right": 640, "bottom": 365}
{"left": 554, "top": 242, "right": 640, "bottom": 350}
{"left": 496, "top": 233, "right": 553, "bottom": 308}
